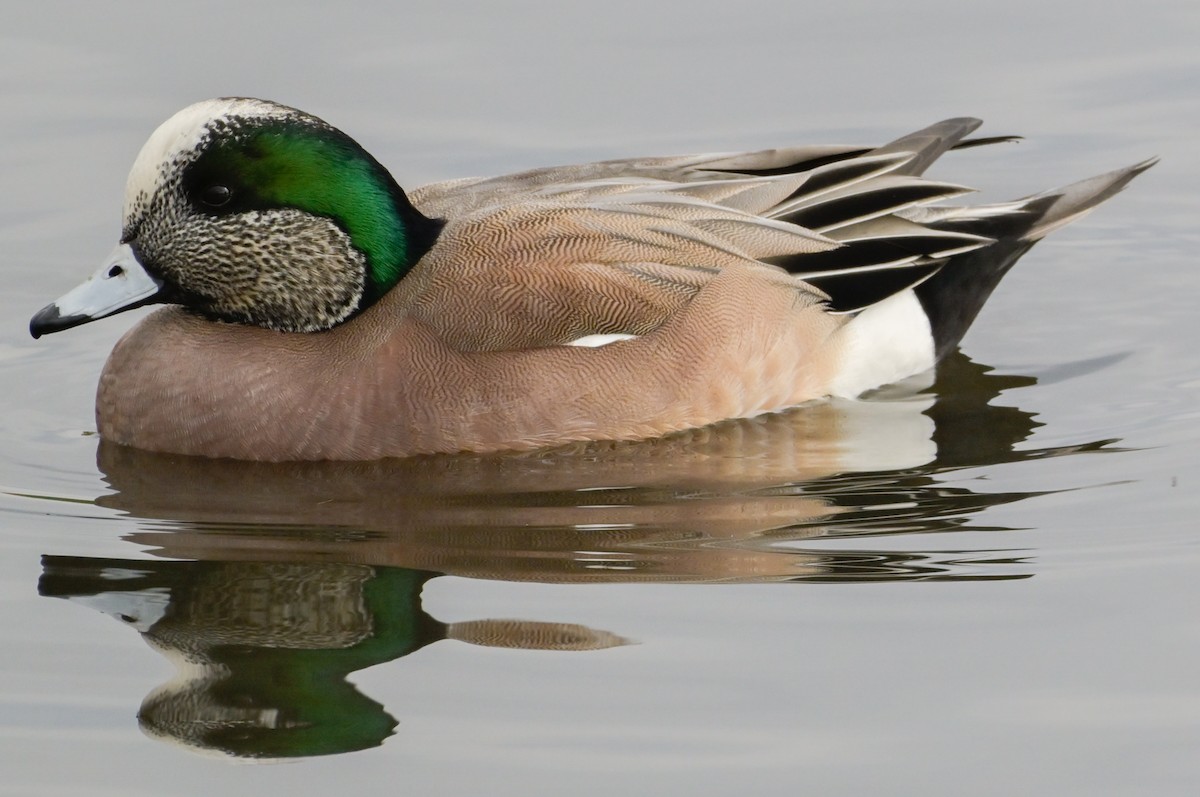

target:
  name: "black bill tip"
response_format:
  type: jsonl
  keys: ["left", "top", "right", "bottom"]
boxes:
{"left": 30, "top": 303, "right": 91, "bottom": 339}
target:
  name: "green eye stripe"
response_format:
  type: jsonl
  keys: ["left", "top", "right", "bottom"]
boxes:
{"left": 197, "top": 126, "right": 409, "bottom": 292}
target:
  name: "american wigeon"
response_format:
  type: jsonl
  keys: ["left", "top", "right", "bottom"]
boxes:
{"left": 29, "top": 98, "right": 1153, "bottom": 461}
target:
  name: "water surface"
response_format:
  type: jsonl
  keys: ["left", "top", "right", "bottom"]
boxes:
{"left": 3, "top": 2, "right": 1198, "bottom": 794}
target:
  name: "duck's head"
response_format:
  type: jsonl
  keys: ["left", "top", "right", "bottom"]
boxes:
{"left": 30, "top": 98, "right": 442, "bottom": 338}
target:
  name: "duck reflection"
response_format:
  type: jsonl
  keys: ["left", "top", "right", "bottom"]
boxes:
{"left": 38, "top": 352, "right": 1119, "bottom": 758}
{"left": 39, "top": 558, "right": 626, "bottom": 758}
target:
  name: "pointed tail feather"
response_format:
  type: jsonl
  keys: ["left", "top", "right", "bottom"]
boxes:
{"left": 1022, "top": 157, "right": 1159, "bottom": 240}
{"left": 871, "top": 117, "right": 983, "bottom": 176}
{"left": 915, "top": 158, "right": 1157, "bottom": 360}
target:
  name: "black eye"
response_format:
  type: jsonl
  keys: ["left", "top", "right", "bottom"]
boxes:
{"left": 199, "top": 184, "right": 233, "bottom": 208}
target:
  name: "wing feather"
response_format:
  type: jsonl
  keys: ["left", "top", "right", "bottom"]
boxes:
{"left": 401, "top": 119, "right": 1130, "bottom": 350}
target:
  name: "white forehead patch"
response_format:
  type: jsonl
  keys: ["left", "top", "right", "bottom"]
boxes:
{"left": 122, "top": 97, "right": 291, "bottom": 224}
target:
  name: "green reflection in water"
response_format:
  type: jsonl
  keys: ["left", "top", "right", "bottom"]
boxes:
{"left": 40, "top": 558, "right": 626, "bottom": 758}
{"left": 41, "top": 560, "right": 426, "bottom": 757}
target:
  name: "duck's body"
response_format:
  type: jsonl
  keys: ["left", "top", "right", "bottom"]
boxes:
{"left": 98, "top": 263, "right": 841, "bottom": 459}
{"left": 31, "top": 99, "right": 1152, "bottom": 461}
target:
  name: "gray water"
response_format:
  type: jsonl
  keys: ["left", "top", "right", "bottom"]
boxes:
{"left": 3, "top": 2, "right": 1198, "bottom": 794}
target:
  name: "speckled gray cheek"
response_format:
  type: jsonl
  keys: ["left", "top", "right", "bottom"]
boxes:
{"left": 135, "top": 201, "right": 367, "bottom": 332}
{"left": 220, "top": 209, "right": 368, "bottom": 332}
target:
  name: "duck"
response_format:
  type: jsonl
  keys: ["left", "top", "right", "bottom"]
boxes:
{"left": 29, "top": 98, "right": 1153, "bottom": 461}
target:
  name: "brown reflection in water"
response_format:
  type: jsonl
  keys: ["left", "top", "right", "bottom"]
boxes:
{"left": 38, "top": 353, "right": 1119, "bottom": 758}
{"left": 91, "top": 353, "right": 1110, "bottom": 585}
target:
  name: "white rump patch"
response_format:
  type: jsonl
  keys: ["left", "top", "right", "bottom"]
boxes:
{"left": 565, "top": 333, "right": 640, "bottom": 348}
{"left": 828, "top": 289, "right": 936, "bottom": 398}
